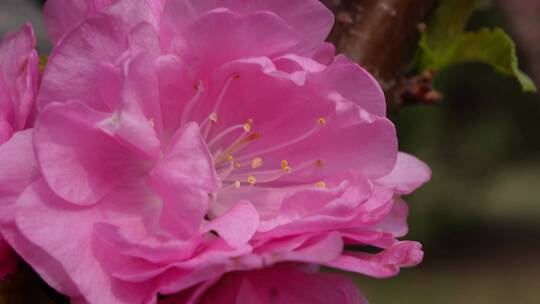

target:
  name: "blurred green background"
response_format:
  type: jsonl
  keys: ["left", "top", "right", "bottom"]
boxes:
{"left": 1, "top": 1, "right": 539, "bottom": 303}
{"left": 356, "top": 4, "right": 540, "bottom": 304}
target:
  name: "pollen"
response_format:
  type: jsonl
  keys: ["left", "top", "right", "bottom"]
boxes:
{"left": 247, "top": 176, "right": 257, "bottom": 185}
{"left": 209, "top": 112, "right": 218, "bottom": 124}
{"left": 315, "top": 181, "right": 326, "bottom": 188}
{"left": 227, "top": 155, "right": 234, "bottom": 162}
{"left": 243, "top": 119, "right": 254, "bottom": 132}
{"left": 317, "top": 117, "right": 326, "bottom": 126}
{"left": 251, "top": 157, "right": 263, "bottom": 169}
{"left": 281, "top": 160, "right": 293, "bottom": 173}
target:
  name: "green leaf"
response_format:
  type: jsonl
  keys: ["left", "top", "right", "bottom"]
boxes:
{"left": 417, "top": 0, "right": 536, "bottom": 92}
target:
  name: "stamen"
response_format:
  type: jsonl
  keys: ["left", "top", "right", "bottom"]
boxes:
{"left": 236, "top": 118, "right": 326, "bottom": 163}
{"left": 281, "top": 160, "right": 293, "bottom": 173}
{"left": 247, "top": 176, "right": 257, "bottom": 185}
{"left": 243, "top": 119, "right": 253, "bottom": 132}
{"left": 209, "top": 112, "right": 218, "bottom": 124}
{"left": 180, "top": 80, "right": 203, "bottom": 126}
{"left": 208, "top": 119, "right": 253, "bottom": 148}
{"left": 251, "top": 157, "right": 263, "bottom": 169}
{"left": 214, "top": 132, "right": 261, "bottom": 165}
{"left": 315, "top": 159, "right": 324, "bottom": 168}
{"left": 203, "top": 75, "right": 239, "bottom": 138}
{"left": 315, "top": 181, "right": 326, "bottom": 188}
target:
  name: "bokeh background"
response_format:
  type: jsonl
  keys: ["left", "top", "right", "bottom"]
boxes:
{"left": 1, "top": 0, "right": 539, "bottom": 303}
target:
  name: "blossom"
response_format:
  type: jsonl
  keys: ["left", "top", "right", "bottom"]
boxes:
{"left": 0, "top": 0, "right": 430, "bottom": 303}
{"left": 162, "top": 264, "right": 367, "bottom": 304}
{"left": 0, "top": 23, "right": 39, "bottom": 279}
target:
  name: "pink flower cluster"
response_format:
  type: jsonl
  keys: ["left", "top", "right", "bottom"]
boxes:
{"left": 0, "top": 0, "right": 430, "bottom": 303}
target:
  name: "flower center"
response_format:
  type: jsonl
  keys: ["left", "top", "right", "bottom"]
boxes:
{"left": 181, "top": 75, "right": 329, "bottom": 215}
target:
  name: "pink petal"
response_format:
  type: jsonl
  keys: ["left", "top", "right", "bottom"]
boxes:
{"left": 161, "top": 0, "right": 333, "bottom": 56}
{"left": 186, "top": 264, "right": 366, "bottom": 304}
{"left": 44, "top": 0, "right": 160, "bottom": 45}
{"left": 44, "top": 0, "right": 115, "bottom": 44}
{"left": 0, "top": 130, "right": 39, "bottom": 223}
{"left": 0, "top": 23, "right": 39, "bottom": 133}
{"left": 38, "top": 15, "right": 129, "bottom": 111}
{"left": 35, "top": 101, "right": 146, "bottom": 206}
{"left": 179, "top": 9, "right": 300, "bottom": 73}
{"left": 204, "top": 201, "right": 259, "bottom": 248}
{"left": 14, "top": 179, "right": 156, "bottom": 303}
{"left": 376, "top": 152, "right": 432, "bottom": 195}
{"left": 326, "top": 241, "right": 424, "bottom": 278}
{"left": 149, "top": 122, "right": 217, "bottom": 238}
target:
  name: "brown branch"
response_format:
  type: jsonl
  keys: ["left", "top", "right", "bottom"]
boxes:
{"left": 323, "top": 0, "right": 439, "bottom": 109}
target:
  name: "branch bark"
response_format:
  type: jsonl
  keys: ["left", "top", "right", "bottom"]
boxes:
{"left": 323, "top": 0, "right": 439, "bottom": 109}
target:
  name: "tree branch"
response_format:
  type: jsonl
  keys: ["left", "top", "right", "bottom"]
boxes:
{"left": 323, "top": 0, "right": 439, "bottom": 109}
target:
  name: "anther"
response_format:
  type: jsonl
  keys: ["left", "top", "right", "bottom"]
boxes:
{"left": 281, "top": 160, "right": 293, "bottom": 173}
{"left": 247, "top": 176, "right": 257, "bottom": 185}
{"left": 209, "top": 112, "right": 218, "bottom": 124}
{"left": 315, "top": 159, "right": 324, "bottom": 168}
{"left": 227, "top": 155, "right": 234, "bottom": 162}
{"left": 243, "top": 118, "right": 254, "bottom": 132}
{"left": 317, "top": 117, "right": 326, "bottom": 126}
{"left": 315, "top": 181, "right": 326, "bottom": 188}
{"left": 251, "top": 157, "right": 263, "bottom": 169}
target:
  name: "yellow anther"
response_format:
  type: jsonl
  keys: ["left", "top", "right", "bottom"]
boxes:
{"left": 315, "top": 159, "right": 324, "bottom": 168}
{"left": 247, "top": 176, "right": 257, "bottom": 185}
{"left": 234, "top": 181, "right": 241, "bottom": 188}
{"left": 227, "top": 155, "right": 234, "bottom": 162}
{"left": 281, "top": 160, "right": 293, "bottom": 173}
{"left": 251, "top": 157, "right": 263, "bottom": 169}
{"left": 243, "top": 119, "right": 253, "bottom": 132}
{"left": 317, "top": 117, "right": 326, "bottom": 126}
{"left": 209, "top": 112, "right": 218, "bottom": 124}
{"left": 315, "top": 181, "right": 326, "bottom": 188}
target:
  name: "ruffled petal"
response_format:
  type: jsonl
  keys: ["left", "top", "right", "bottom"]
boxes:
{"left": 376, "top": 152, "right": 432, "bottom": 195}
{"left": 173, "top": 264, "right": 366, "bottom": 304}
{"left": 0, "top": 23, "right": 39, "bottom": 134}
{"left": 326, "top": 241, "right": 423, "bottom": 278}
{"left": 161, "top": 0, "right": 333, "bottom": 56}
{"left": 149, "top": 122, "right": 217, "bottom": 238}
{"left": 14, "top": 180, "right": 156, "bottom": 303}
{"left": 35, "top": 101, "right": 146, "bottom": 206}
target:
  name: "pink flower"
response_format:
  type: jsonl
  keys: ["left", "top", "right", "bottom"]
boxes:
{"left": 0, "top": 0, "right": 430, "bottom": 303}
{"left": 162, "top": 264, "right": 367, "bottom": 304}
{"left": 0, "top": 23, "right": 39, "bottom": 279}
